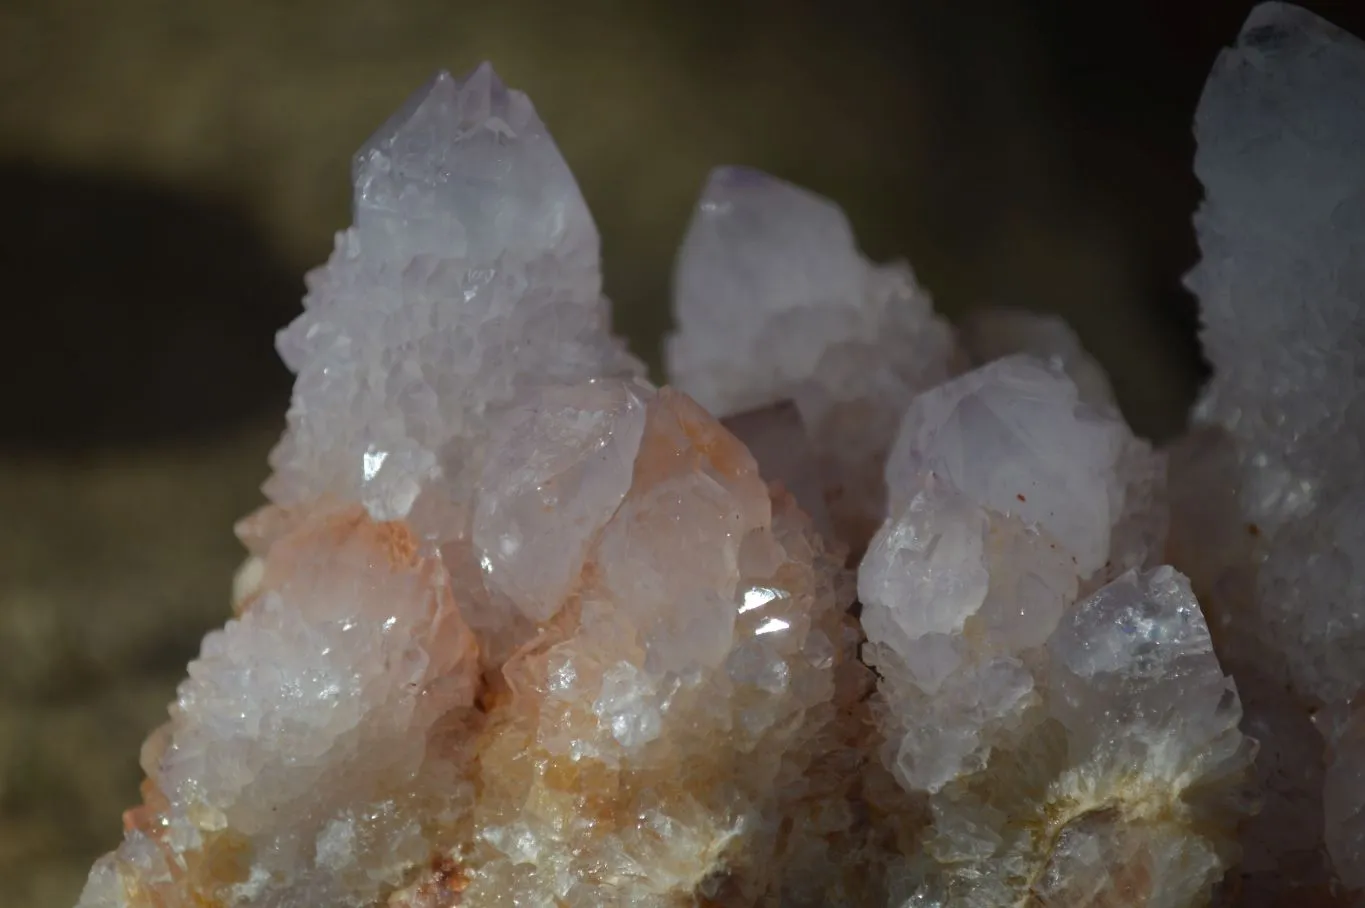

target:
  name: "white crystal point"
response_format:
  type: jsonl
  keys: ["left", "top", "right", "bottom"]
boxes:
{"left": 473, "top": 377, "right": 649, "bottom": 622}
{"left": 672, "top": 167, "right": 864, "bottom": 359}
{"left": 886, "top": 355, "right": 1128, "bottom": 577}
{"left": 264, "top": 66, "right": 641, "bottom": 538}
{"left": 353, "top": 63, "right": 597, "bottom": 267}
{"left": 859, "top": 475, "right": 1076, "bottom": 792}
{"left": 1183, "top": 0, "right": 1365, "bottom": 694}
{"left": 1041, "top": 569, "right": 1253, "bottom": 908}
{"left": 666, "top": 166, "right": 956, "bottom": 549}
{"left": 857, "top": 344, "right": 1228, "bottom": 887}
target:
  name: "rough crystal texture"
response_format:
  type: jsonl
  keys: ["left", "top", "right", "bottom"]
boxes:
{"left": 75, "top": 65, "right": 863, "bottom": 908}
{"left": 882, "top": 356, "right": 1161, "bottom": 580}
{"left": 82, "top": 511, "right": 483, "bottom": 908}
{"left": 82, "top": 384, "right": 859, "bottom": 908}
{"left": 666, "top": 167, "right": 958, "bottom": 550}
{"left": 266, "top": 66, "right": 642, "bottom": 538}
{"left": 858, "top": 357, "right": 1246, "bottom": 904}
{"left": 456, "top": 384, "right": 859, "bottom": 906}
{"left": 1172, "top": 2, "right": 1365, "bottom": 894}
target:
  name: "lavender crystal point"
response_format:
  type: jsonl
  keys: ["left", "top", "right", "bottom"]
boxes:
{"left": 265, "top": 62, "right": 640, "bottom": 537}
{"left": 352, "top": 63, "right": 596, "bottom": 266}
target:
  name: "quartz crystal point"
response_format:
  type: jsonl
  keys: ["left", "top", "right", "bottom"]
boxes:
{"left": 860, "top": 356, "right": 1251, "bottom": 905}
{"left": 265, "top": 64, "right": 642, "bottom": 538}
{"left": 1172, "top": 2, "right": 1365, "bottom": 894}
{"left": 74, "top": 65, "right": 861, "bottom": 908}
{"left": 666, "top": 167, "right": 958, "bottom": 550}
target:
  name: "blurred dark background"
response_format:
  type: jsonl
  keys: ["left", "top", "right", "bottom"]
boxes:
{"left": 2, "top": 1, "right": 1362, "bottom": 903}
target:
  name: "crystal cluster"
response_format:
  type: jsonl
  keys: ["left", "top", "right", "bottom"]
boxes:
{"left": 78, "top": 67, "right": 861, "bottom": 908}
{"left": 76, "top": 4, "right": 1364, "bottom": 905}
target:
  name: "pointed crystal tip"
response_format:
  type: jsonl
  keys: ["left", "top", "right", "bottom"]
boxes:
{"left": 350, "top": 62, "right": 597, "bottom": 264}
{"left": 352, "top": 64, "right": 513, "bottom": 186}
{"left": 675, "top": 165, "right": 861, "bottom": 317}
{"left": 695, "top": 166, "right": 848, "bottom": 231}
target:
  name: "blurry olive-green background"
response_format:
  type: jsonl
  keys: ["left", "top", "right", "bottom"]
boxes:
{"left": 1, "top": 1, "right": 1360, "bottom": 905}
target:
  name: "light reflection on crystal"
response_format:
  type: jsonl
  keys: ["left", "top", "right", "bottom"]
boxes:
{"left": 740, "top": 586, "right": 786, "bottom": 613}
{"left": 754, "top": 617, "right": 790, "bottom": 636}
{"left": 362, "top": 447, "right": 387, "bottom": 482}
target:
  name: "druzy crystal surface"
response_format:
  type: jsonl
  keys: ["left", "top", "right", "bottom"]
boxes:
{"left": 1171, "top": 2, "right": 1365, "bottom": 899}
{"left": 78, "top": 4, "right": 1364, "bottom": 905}
{"left": 267, "top": 65, "right": 641, "bottom": 538}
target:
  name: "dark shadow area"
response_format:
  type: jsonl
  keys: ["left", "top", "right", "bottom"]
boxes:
{"left": 1023, "top": 0, "right": 1365, "bottom": 402}
{"left": 0, "top": 161, "right": 295, "bottom": 453}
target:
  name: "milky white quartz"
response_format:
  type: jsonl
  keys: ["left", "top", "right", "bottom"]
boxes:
{"left": 666, "top": 167, "right": 957, "bottom": 549}
{"left": 1171, "top": 2, "right": 1365, "bottom": 894}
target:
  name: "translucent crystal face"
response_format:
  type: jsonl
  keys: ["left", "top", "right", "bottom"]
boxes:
{"left": 672, "top": 167, "right": 865, "bottom": 350}
{"left": 472, "top": 377, "right": 650, "bottom": 621}
{"left": 884, "top": 355, "right": 1129, "bottom": 577}
{"left": 265, "top": 64, "right": 642, "bottom": 546}
{"left": 854, "top": 348, "right": 1242, "bottom": 901}
{"left": 352, "top": 64, "right": 598, "bottom": 268}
